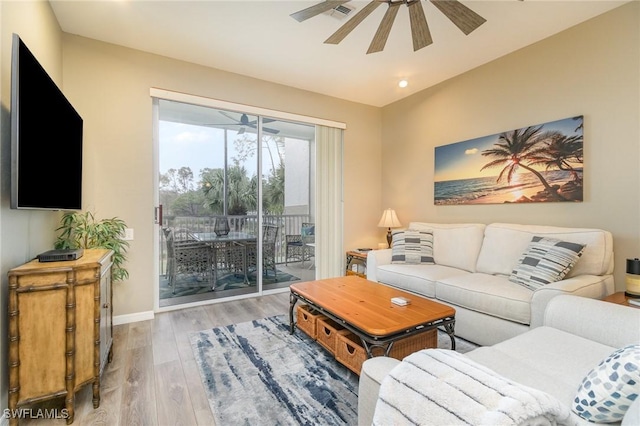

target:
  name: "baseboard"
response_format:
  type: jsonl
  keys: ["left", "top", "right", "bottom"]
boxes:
{"left": 113, "top": 310, "right": 155, "bottom": 325}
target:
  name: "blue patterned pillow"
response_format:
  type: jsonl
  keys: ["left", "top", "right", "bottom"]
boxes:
{"left": 509, "top": 236, "right": 585, "bottom": 291}
{"left": 391, "top": 230, "right": 434, "bottom": 264}
{"left": 301, "top": 224, "right": 314, "bottom": 236}
{"left": 573, "top": 345, "right": 640, "bottom": 423}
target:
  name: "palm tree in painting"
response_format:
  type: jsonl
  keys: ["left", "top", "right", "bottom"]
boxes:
{"left": 480, "top": 126, "right": 567, "bottom": 201}
{"left": 530, "top": 131, "right": 583, "bottom": 184}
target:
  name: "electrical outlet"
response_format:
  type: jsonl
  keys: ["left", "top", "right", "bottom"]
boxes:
{"left": 123, "top": 228, "right": 134, "bottom": 241}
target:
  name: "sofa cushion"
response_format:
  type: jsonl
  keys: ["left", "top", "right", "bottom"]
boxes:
{"left": 573, "top": 344, "right": 640, "bottom": 423}
{"left": 436, "top": 273, "right": 533, "bottom": 324}
{"left": 476, "top": 223, "right": 613, "bottom": 277}
{"left": 377, "top": 264, "right": 469, "bottom": 298}
{"left": 466, "top": 326, "right": 617, "bottom": 416}
{"left": 390, "top": 230, "right": 434, "bottom": 264}
{"left": 509, "top": 236, "right": 586, "bottom": 291}
{"left": 408, "top": 222, "right": 485, "bottom": 272}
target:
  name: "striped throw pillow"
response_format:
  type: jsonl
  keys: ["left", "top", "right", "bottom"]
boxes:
{"left": 509, "top": 236, "right": 585, "bottom": 291}
{"left": 391, "top": 230, "right": 435, "bottom": 264}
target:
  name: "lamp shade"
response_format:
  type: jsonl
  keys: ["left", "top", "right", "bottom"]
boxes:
{"left": 378, "top": 209, "right": 402, "bottom": 228}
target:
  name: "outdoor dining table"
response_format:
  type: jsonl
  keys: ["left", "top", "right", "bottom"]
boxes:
{"left": 193, "top": 231, "right": 257, "bottom": 285}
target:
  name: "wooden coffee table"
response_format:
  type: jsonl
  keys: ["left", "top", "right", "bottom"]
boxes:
{"left": 289, "top": 275, "right": 456, "bottom": 357}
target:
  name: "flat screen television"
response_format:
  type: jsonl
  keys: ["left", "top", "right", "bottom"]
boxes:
{"left": 11, "top": 33, "right": 83, "bottom": 211}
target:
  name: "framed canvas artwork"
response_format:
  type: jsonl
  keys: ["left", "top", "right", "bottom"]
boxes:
{"left": 434, "top": 116, "right": 583, "bottom": 205}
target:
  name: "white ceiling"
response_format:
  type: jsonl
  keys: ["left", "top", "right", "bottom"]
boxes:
{"left": 50, "top": 0, "right": 628, "bottom": 107}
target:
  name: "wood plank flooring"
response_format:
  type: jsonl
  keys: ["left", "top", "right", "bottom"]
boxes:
{"left": 21, "top": 291, "right": 291, "bottom": 426}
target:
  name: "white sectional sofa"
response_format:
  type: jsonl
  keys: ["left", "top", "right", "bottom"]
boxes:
{"left": 358, "top": 295, "right": 640, "bottom": 426}
{"left": 367, "top": 222, "right": 615, "bottom": 346}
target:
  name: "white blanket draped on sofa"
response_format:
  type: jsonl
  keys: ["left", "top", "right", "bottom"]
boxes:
{"left": 373, "top": 349, "right": 575, "bottom": 426}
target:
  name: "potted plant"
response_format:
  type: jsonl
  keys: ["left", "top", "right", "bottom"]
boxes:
{"left": 54, "top": 211, "right": 130, "bottom": 282}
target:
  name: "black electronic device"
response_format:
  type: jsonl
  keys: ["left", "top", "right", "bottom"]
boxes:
{"left": 10, "top": 34, "right": 83, "bottom": 211}
{"left": 37, "top": 249, "right": 84, "bottom": 263}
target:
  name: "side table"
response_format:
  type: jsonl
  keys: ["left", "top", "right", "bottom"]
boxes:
{"left": 603, "top": 291, "right": 640, "bottom": 308}
{"left": 346, "top": 250, "right": 368, "bottom": 278}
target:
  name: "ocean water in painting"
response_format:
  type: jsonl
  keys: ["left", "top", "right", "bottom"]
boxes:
{"left": 435, "top": 169, "right": 579, "bottom": 205}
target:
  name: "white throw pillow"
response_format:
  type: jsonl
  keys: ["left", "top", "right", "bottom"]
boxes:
{"left": 509, "top": 236, "right": 585, "bottom": 291}
{"left": 391, "top": 230, "right": 434, "bottom": 265}
{"left": 573, "top": 344, "right": 640, "bottom": 423}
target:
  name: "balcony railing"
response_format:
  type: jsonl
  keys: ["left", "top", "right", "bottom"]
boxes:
{"left": 161, "top": 214, "right": 313, "bottom": 265}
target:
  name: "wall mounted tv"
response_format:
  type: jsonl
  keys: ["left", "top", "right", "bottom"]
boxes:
{"left": 11, "top": 34, "right": 83, "bottom": 210}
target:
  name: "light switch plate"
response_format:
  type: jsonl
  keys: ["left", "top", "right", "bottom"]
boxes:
{"left": 123, "top": 228, "right": 134, "bottom": 241}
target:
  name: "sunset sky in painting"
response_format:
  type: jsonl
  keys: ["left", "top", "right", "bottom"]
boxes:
{"left": 434, "top": 117, "right": 582, "bottom": 183}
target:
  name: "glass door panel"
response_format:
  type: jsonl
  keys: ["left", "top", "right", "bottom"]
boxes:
{"left": 261, "top": 119, "right": 316, "bottom": 290}
{"left": 157, "top": 101, "right": 259, "bottom": 306}
{"left": 155, "top": 99, "right": 315, "bottom": 307}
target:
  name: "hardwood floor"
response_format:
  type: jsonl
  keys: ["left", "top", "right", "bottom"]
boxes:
{"left": 21, "top": 291, "right": 291, "bottom": 426}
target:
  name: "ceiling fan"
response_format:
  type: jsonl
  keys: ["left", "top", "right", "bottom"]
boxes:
{"left": 205, "top": 112, "right": 280, "bottom": 135}
{"left": 290, "top": 0, "right": 486, "bottom": 54}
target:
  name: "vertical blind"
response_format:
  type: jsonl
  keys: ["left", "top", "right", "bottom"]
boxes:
{"left": 314, "top": 125, "right": 344, "bottom": 279}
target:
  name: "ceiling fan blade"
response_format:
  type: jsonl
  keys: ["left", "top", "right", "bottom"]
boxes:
{"left": 367, "top": 2, "right": 401, "bottom": 54}
{"left": 248, "top": 117, "right": 276, "bottom": 125}
{"left": 429, "top": 0, "right": 486, "bottom": 35}
{"left": 219, "top": 110, "right": 240, "bottom": 122}
{"left": 408, "top": 0, "right": 432, "bottom": 51}
{"left": 244, "top": 122, "right": 280, "bottom": 135}
{"left": 262, "top": 127, "right": 280, "bottom": 135}
{"left": 290, "top": 1, "right": 350, "bottom": 22}
{"left": 238, "top": 127, "right": 245, "bottom": 135}
{"left": 325, "top": 1, "right": 382, "bottom": 45}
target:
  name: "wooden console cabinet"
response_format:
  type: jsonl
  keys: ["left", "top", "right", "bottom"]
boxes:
{"left": 7, "top": 249, "right": 114, "bottom": 425}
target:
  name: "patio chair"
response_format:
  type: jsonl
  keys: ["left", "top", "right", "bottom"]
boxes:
{"left": 164, "top": 227, "right": 214, "bottom": 294}
{"left": 285, "top": 223, "right": 315, "bottom": 265}
{"left": 247, "top": 224, "right": 279, "bottom": 279}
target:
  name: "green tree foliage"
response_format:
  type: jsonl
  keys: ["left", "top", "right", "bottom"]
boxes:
{"left": 160, "top": 135, "right": 287, "bottom": 217}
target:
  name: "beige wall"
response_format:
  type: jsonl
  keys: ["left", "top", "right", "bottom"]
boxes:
{"left": 0, "top": 2, "right": 637, "bottom": 414}
{"left": 381, "top": 2, "right": 640, "bottom": 290}
{"left": 61, "top": 35, "right": 382, "bottom": 317}
{"left": 0, "top": 0, "right": 64, "bottom": 415}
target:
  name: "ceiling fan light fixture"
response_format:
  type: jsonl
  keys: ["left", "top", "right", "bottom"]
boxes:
{"left": 398, "top": 79, "right": 408, "bottom": 88}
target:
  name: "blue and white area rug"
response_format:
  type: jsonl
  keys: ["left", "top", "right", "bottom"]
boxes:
{"left": 190, "top": 315, "right": 358, "bottom": 425}
{"left": 189, "top": 315, "right": 478, "bottom": 425}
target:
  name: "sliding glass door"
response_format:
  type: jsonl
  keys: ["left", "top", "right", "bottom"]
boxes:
{"left": 155, "top": 99, "right": 315, "bottom": 307}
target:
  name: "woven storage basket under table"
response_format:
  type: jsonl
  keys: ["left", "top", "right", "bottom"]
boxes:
{"left": 336, "top": 332, "right": 368, "bottom": 375}
{"left": 296, "top": 304, "right": 326, "bottom": 340}
{"left": 374, "top": 329, "right": 437, "bottom": 358}
{"left": 316, "top": 317, "right": 350, "bottom": 355}
{"left": 336, "top": 329, "right": 438, "bottom": 375}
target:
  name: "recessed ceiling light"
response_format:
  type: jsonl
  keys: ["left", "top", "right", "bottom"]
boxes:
{"left": 398, "top": 79, "right": 408, "bottom": 88}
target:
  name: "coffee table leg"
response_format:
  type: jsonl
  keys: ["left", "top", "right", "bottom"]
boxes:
{"left": 444, "top": 322, "right": 456, "bottom": 350}
{"left": 289, "top": 293, "right": 298, "bottom": 334}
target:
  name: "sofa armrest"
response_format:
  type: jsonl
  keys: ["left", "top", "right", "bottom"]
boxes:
{"left": 542, "top": 294, "right": 640, "bottom": 349}
{"left": 358, "top": 357, "right": 400, "bottom": 426}
{"left": 366, "top": 249, "right": 392, "bottom": 282}
{"left": 529, "top": 275, "right": 614, "bottom": 327}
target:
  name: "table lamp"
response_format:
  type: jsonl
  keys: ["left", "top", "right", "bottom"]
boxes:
{"left": 626, "top": 258, "right": 640, "bottom": 298}
{"left": 378, "top": 208, "right": 402, "bottom": 248}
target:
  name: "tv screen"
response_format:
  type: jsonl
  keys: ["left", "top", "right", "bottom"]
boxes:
{"left": 11, "top": 34, "right": 83, "bottom": 210}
